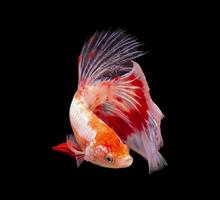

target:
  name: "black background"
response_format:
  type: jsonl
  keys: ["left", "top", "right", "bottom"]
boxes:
{"left": 10, "top": 2, "right": 211, "bottom": 198}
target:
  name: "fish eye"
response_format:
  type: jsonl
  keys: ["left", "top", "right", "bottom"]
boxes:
{"left": 105, "top": 155, "right": 113, "bottom": 163}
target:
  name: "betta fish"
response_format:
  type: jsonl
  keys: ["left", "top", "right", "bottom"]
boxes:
{"left": 53, "top": 29, "right": 167, "bottom": 173}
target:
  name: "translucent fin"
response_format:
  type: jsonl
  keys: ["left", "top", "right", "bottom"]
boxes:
{"left": 66, "top": 135, "right": 85, "bottom": 167}
{"left": 76, "top": 155, "right": 84, "bottom": 168}
{"left": 78, "top": 29, "right": 144, "bottom": 87}
{"left": 80, "top": 61, "right": 166, "bottom": 173}
{"left": 77, "top": 29, "right": 166, "bottom": 173}
{"left": 148, "top": 152, "right": 168, "bottom": 174}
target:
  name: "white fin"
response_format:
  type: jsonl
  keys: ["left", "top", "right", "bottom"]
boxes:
{"left": 148, "top": 152, "right": 168, "bottom": 174}
{"left": 78, "top": 29, "right": 144, "bottom": 87}
{"left": 76, "top": 155, "right": 84, "bottom": 168}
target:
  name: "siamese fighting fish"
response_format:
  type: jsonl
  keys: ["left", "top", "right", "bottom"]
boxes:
{"left": 53, "top": 30, "right": 167, "bottom": 173}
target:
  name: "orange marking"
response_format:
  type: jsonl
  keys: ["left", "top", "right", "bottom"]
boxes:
{"left": 88, "top": 114, "right": 128, "bottom": 156}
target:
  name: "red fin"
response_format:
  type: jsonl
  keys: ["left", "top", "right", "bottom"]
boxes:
{"left": 53, "top": 135, "right": 85, "bottom": 167}
{"left": 92, "top": 62, "right": 150, "bottom": 140}
{"left": 83, "top": 61, "right": 166, "bottom": 172}
{"left": 52, "top": 143, "right": 75, "bottom": 158}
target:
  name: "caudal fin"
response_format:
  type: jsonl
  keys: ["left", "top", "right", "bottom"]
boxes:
{"left": 148, "top": 152, "right": 167, "bottom": 174}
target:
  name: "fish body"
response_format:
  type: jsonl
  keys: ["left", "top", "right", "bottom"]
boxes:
{"left": 53, "top": 30, "right": 167, "bottom": 173}
{"left": 68, "top": 92, "right": 132, "bottom": 168}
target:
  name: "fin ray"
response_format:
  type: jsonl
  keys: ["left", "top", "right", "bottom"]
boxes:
{"left": 80, "top": 61, "right": 166, "bottom": 173}
{"left": 78, "top": 29, "right": 144, "bottom": 87}
{"left": 77, "top": 30, "right": 166, "bottom": 173}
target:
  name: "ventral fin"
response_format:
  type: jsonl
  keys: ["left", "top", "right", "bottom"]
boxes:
{"left": 76, "top": 155, "right": 84, "bottom": 168}
{"left": 66, "top": 135, "right": 85, "bottom": 167}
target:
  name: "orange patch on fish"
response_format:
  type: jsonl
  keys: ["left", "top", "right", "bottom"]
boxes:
{"left": 88, "top": 115, "right": 128, "bottom": 157}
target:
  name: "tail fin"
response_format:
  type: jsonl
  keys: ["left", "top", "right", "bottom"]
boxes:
{"left": 148, "top": 152, "right": 167, "bottom": 174}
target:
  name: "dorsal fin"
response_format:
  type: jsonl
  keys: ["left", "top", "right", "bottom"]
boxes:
{"left": 77, "top": 29, "right": 144, "bottom": 87}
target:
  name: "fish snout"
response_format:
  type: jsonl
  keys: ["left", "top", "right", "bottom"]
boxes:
{"left": 118, "top": 155, "right": 133, "bottom": 168}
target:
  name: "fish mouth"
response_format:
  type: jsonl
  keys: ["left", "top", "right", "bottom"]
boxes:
{"left": 118, "top": 155, "right": 133, "bottom": 168}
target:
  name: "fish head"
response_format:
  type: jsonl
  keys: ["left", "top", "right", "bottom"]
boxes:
{"left": 85, "top": 131, "right": 133, "bottom": 168}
